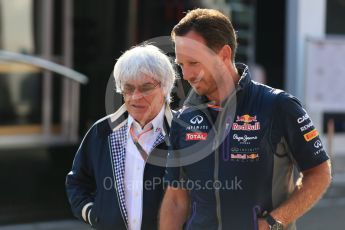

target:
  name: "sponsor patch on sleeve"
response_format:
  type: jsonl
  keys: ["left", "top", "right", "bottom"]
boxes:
{"left": 303, "top": 129, "right": 319, "bottom": 142}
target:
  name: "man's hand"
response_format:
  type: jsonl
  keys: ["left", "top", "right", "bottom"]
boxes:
{"left": 159, "top": 186, "right": 189, "bottom": 230}
{"left": 269, "top": 160, "right": 331, "bottom": 226}
{"left": 258, "top": 218, "right": 270, "bottom": 230}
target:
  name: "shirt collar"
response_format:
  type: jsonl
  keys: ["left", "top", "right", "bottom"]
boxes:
{"left": 127, "top": 104, "right": 166, "bottom": 136}
{"left": 235, "top": 63, "right": 251, "bottom": 91}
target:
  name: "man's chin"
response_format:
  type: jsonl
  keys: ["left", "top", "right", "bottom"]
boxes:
{"left": 192, "top": 87, "right": 205, "bottom": 96}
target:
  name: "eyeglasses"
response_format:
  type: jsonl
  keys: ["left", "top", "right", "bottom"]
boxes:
{"left": 122, "top": 82, "right": 161, "bottom": 96}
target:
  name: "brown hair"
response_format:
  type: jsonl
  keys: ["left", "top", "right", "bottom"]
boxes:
{"left": 171, "top": 8, "right": 237, "bottom": 61}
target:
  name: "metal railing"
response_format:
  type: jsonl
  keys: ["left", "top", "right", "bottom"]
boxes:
{"left": 0, "top": 50, "right": 88, "bottom": 148}
{"left": 0, "top": 50, "right": 88, "bottom": 84}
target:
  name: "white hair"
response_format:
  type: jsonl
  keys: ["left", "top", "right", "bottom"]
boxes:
{"left": 113, "top": 44, "right": 176, "bottom": 102}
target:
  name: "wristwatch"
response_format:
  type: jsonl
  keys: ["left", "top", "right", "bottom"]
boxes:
{"left": 264, "top": 213, "right": 284, "bottom": 230}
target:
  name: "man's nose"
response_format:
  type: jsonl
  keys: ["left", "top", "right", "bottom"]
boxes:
{"left": 182, "top": 67, "right": 204, "bottom": 82}
{"left": 181, "top": 66, "right": 193, "bottom": 81}
{"left": 130, "top": 88, "right": 144, "bottom": 100}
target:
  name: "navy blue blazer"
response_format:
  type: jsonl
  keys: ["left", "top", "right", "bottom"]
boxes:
{"left": 66, "top": 105, "right": 172, "bottom": 230}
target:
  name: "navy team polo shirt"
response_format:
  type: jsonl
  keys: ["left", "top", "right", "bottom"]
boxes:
{"left": 165, "top": 63, "right": 329, "bottom": 230}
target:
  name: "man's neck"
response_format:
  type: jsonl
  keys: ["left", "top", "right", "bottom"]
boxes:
{"left": 207, "top": 67, "right": 240, "bottom": 105}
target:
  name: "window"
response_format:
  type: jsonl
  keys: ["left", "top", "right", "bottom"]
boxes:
{"left": 0, "top": 0, "right": 86, "bottom": 147}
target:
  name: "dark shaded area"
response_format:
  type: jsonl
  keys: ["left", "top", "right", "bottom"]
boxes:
{"left": 0, "top": 77, "right": 15, "bottom": 124}
{"left": 137, "top": 0, "right": 196, "bottom": 43}
{"left": 326, "top": 0, "right": 345, "bottom": 35}
{"left": 74, "top": 0, "right": 197, "bottom": 134}
{"left": 255, "top": 0, "right": 286, "bottom": 89}
{"left": 20, "top": 73, "right": 43, "bottom": 124}
{"left": 0, "top": 147, "right": 77, "bottom": 225}
{"left": 323, "top": 112, "right": 345, "bottom": 133}
{"left": 74, "top": 0, "right": 129, "bottom": 134}
{"left": 0, "top": 73, "right": 42, "bottom": 125}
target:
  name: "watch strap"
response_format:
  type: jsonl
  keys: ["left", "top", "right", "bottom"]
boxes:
{"left": 265, "top": 213, "right": 277, "bottom": 227}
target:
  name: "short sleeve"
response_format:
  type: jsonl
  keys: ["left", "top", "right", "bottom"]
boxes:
{"left": 276, "top": 92, "right": 329, "bottom": 171}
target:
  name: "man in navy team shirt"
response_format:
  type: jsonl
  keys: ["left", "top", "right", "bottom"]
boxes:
{"left": 159, "top": 8, "right": 331, "bottom": 230}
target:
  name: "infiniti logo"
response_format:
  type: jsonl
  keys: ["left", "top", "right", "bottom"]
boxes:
{"left": 314, "top": 140, "right": 322, "bottom": 149}
{"left": 190, "top": 115, "right": 204, "bottom": 125}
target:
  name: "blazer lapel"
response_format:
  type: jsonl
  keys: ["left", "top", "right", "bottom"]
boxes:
{"left": 152, "top": 106, "right": 172, "bottom": 150}
{"left": 108, "top": 124, "right": 128, "bottom": 227}
{"left": 152, "top": 132, "right": 165, "bottom": 150}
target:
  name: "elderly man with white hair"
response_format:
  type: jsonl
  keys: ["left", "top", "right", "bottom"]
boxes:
{"left": 66, "top": 44, "right": 176, "bottom": 230}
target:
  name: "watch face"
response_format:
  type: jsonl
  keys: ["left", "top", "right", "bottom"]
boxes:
{"left": 272, "top": 222, "right": 284, "bottom": 230}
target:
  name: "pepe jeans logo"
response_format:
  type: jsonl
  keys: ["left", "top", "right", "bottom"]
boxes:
{"left": 190, "top": 115, "right": 204, "bottom": 125}
{"left": 233, "top": 134, "right": 258, "bottom": 144}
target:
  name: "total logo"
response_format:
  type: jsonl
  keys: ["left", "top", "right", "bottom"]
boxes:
{"left": 190, "top": 115, "right": 204, "bottom": 125}
{"left": 185, "top": 132, "right": 208, "bottom": 141}
{"left": 314, "top": 140, "right": 322, "bottom": 149}
{"left": 232, "top": 114, "right": 260, "bottom": 131}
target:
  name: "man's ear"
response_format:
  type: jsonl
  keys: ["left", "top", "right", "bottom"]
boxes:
{"left": 218, "top": 45, "right": 232, "bottom": 62}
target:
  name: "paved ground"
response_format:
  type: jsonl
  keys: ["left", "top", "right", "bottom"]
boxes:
{"left": 0, "top": 220, "right": 87, "bottom": 230}
{"left": 298, "top": 154, "right": 345, "bottom": 229}
{"left": 1, "top": 189, "right": 343, "bottom": 230}
{"left": 298, "top": 197, "right": 345, "bottom": 229}
{"left": 0, "top": 151, "right": 343, "bottom": 229}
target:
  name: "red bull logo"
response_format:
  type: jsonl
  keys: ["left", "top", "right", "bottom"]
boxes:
{"left": 232, "top": 123, "right": 260, "bottom": 131}
{"left": 236, "top": 114, "right": 257, "bottom": 123}
{"left": 246, "top": 153, "right": 259, "bottom": 159}
{"left": 233, "top": 114, "right": 260, "bottom": 131}
{"left": 231, "top": 153, "right": 259, "bottom": 160}
{"left": 231, "top": 153, "right": 247, "bottom": 159}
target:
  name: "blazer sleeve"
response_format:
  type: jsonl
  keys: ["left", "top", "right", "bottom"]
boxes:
{"left": 65, "top": 125, "right": 97, "bottom": 223}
